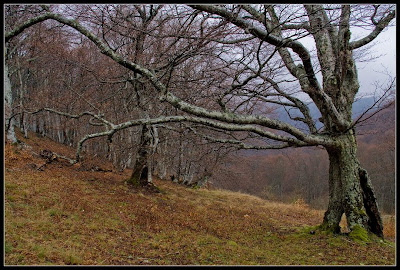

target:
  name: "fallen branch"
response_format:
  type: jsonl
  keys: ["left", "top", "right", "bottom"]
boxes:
{"left": 36, "top": 149, "right": 76, "bottom": 171}
{"left": 53, "top": 152, "right": 76, "bottom": 165}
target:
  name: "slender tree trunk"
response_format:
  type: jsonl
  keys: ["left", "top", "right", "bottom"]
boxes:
{"left": 156, "top": 137, "right": 168, "bottom": 180}
{"left": 147, "top": 157, "right": 153, "bottom": 183}
{"left": 22, "top": 113, "right": 29, "bottom": 138}
{"left": 4, "top": 60, "right": 18, "bottom": 144}
{"left": 17, "top": 61, "right": 28, "bottom": 138}
{"left": 177, "top": 126, "right": 185, "bottom": 182}
{"left": 322, "top": 133, "right": 383, "bottom": 238}
{"left": 147, "top": 125, "right": 159, "bottom": 183}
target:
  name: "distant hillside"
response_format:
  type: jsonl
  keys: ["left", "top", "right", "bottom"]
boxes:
{"left": 273, "top": 96, "right": 380, "bottom": 130}
{"left": 4, "top": 130, "right": 395, "bottom": 265}
{"left": 356, "top": 102, "right": 395, "bottom": 142}
{"left": 238, "top": 96, "right": 386, "bottom": 158}
{"left": 212, "top": 100, "right": 395, "bottom": 214}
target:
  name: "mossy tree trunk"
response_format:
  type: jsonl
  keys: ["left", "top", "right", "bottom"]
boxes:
{"left": 322, "top": 132, "right": 383, "bottom": 238}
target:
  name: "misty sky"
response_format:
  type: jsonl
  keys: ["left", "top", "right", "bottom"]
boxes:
{"left": 298, "top": 20, "right": 396, "bottom": 98}
{"left": 355, "top": 24, "right": 396, "bottom": 97}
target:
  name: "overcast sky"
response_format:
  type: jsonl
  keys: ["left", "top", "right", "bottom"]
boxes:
{"left": 298, "top": 19, "right": 396, "bottom": 99}
{"left": 355, "top": 24, "right": 396, "bottom": 97}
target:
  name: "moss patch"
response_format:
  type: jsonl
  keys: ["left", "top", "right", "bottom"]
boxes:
{"left": 316, "top": 223, "right": 341, "bottom": 235}
{"left": 349, "top": 225, "right": 370, "bottom": 243}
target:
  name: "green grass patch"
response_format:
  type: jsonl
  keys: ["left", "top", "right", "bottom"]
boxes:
{"left": 62, "top": 251, "right": 83, "bottom": 265}
{"left": 5, "top": 241, "right": 14, "bottom": 254}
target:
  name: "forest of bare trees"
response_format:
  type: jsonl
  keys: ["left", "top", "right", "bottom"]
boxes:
{"left": 5, "top": 4, "right": 395, "bottom": 238}
{"left": 5, "top": 5, "right": 234, "bottom": 188}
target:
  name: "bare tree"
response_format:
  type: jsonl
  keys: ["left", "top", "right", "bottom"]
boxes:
{"left": 4, "top": 53, "right": 17, "bottom": 143}
{"left": 186, "top": 4, "right": 396, "bottom": 238}
{"left": 5, "top": 4, "right": 395, "bottom": 238}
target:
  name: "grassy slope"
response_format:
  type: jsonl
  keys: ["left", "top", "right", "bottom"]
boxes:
{"left": 4, "top": 131, "right": 395, "bottom": 265}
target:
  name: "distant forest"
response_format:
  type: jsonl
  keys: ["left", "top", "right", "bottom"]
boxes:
{"left": 213, "top": 104, "right": 395, "bottom": 214}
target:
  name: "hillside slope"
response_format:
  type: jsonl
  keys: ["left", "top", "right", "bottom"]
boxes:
{"left": 212, "top": 103, "right": 395, "bottom": 213}
{"left": 4, "top": 131, "right": 395, "bottom": 265}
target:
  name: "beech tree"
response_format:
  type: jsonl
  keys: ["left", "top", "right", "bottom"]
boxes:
{"left": 4, "top": 53, "right": 17, "bottom": 143}
{"left": 5, "top": 4, "right": 395, "bottom": 238}
{"left": 5, "top": 4, "right": 235, "bottom": 187}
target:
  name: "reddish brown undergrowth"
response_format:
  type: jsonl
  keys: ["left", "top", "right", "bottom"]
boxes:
{"left": 4, "top": 130, "right": 395, "bottom": 265}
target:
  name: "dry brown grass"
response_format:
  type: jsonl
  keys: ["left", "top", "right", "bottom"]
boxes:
{"left": 382, "top": 215, "right": 396, "bottom": 240}
{"left": 4, "top": 130, "right": 396, "bottom": 265}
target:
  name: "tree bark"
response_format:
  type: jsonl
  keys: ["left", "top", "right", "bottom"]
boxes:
{"left": 126, "top": 124, "right": 153, "bottom": 187}
{"left": 322, "top": 133, "right": 383, "bottom": 238}
{"left": 4, "top": 60, "right": 18, "bottom": 144}
{"left": 359, "top": 167, "right": 384, "bottom": 238}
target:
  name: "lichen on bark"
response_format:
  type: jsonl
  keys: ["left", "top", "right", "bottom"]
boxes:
{"left": 322, "top": 132, "right": 383, "bottom": 239}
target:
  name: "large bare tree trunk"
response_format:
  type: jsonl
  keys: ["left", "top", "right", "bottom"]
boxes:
{"left": 127, "top": 124, "right": 153, "bottom": 187}
{"left": 322, "top": 133, "right": 383, "bottom": 238}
